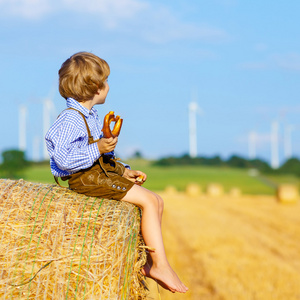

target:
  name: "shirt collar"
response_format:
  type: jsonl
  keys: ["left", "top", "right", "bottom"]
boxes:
{"left": 66, "top": 97, "right": 97, "bottom": 118}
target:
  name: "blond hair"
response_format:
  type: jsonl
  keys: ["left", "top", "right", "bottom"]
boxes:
{"left": 58, "top": 52, "right": 110, "bottom": 102}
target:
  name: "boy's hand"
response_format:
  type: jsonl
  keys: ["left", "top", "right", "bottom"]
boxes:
{"left": 97, "top": 137, "right": 118, "bottom": 154}
{"left": 123, "top": 169, "right": 147, "bottom": 185}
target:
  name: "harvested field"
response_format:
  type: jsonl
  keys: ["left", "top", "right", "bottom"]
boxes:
{"left": 147, "top": 191, "right": 300, "bottom": 300}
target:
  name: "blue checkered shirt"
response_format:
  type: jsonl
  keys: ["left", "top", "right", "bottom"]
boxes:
{"left": 45, "top": 98, "right": 118, "bottom": 177}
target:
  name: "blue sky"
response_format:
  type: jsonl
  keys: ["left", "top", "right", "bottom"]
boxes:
{"left": 1, "top": 0, "right": 300, "bottom": 165}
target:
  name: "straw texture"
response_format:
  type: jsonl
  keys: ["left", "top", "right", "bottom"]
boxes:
{"left": 0, "top": 179, "right": 147, "bottom": 299}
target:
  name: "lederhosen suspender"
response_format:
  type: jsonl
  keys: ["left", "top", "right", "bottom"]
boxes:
{"left": 54, "top": 108, "right": 124, "bottom": 187}
{"left": 67, "top": 107, "right": 100, "bottom": 144}
{"left": 54, "top": 108, "right": 99, "bottom": 186}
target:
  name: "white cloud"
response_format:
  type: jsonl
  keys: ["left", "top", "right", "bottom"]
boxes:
{"left": 0, "top": 0, "right": 229, "bottom": 44}
{"left": 215, "top": 0, "right": 238, "bottom": 6}
{"left": 127, "top": 6, "right": 229, "bottom": 44}
{"left": 238, "top": 61, "right": 268, "bottom": 70}
{"left": 272, "top": 53, "right": 300, "bottom": 71}
{"left": 63, "top": 0, "right": 146, "bottom": 15}
{"left": 65, "top": 1, "right": 229, "bottom": 43}
{"left": 62, "top": 0, "right": 149, "bottom": 29}
{"left": 239, "top": 52, "right": 300, "bottom": 72}
{"left": 0, "top": 0, "right": 52, "bottom": 19}
{"left": 0, "top": 0, "right": 147, "bottom": 21}
{"left": 254, "top": 43, "right": 268, "bottom": 52}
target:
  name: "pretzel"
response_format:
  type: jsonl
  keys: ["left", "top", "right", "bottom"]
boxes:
{"left": 102, "top": 111, "right": 123, "bottom": 138}
{"left": 136, "top": 175, "right": 144, "bottom": 183}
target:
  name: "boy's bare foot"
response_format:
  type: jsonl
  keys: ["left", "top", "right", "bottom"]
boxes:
{"left": 141, "top": 261, "right": 188, "bottom": 293}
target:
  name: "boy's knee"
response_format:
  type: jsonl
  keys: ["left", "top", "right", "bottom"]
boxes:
{"left": 157, "top": 194, "right": 164, "bottom": 210}
{"left": 148, "top": 193, "right": 164, "bottom": 210}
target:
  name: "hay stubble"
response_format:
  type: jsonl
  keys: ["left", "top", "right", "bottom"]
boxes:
{"left": 147, "top": 191, "right": 300, "bottom": 300}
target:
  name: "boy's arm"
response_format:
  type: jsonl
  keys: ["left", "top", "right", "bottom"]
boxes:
{"left": 97, "top": 137, "right": 118, "bottom": 154}
{"left": 123, "top": 168, "right": 147, "bottom": 185}
{"left": 47, "top": 120, "right": 100, "bottom": 174}
{"left": 97, "top": 140, "right": 131, "bottom": 169}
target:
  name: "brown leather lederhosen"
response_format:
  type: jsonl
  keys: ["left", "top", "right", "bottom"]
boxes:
{"left": 55, "top": 108, "right": 134, "bottom": 200}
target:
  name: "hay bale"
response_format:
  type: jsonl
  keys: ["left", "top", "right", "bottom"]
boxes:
{"left": 206, "top": 183, "right": 224, "bottom": 197}
{"left": 185, "top": 183, "right": 201, "bottom": 197}
{"left": 164, "top": 185, "right": 177, "bottom": 195}
{"left": 229, "top": 187, "right": 242, "bottom": 198}
{"left": 0, "top": 179, "right": 147, "bottom": 299}
{"left": 277, "top": 184, "right": 299, "bottom": 204}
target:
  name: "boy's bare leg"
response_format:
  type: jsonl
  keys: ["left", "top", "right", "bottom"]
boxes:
{"left": 135, "top": 189, "right": 166, "bottom": 287}
{"left": 121, "top": 185, "right": 188, "bottom": 293}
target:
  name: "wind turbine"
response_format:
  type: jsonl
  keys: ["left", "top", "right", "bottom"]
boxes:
{"left": 188, "top": 95, "right": 202, "bottom": 158}
{"left": 248, "top": 131, "right": 257, "bottom": 159}
{"left": 270, "top": 121, "right": 280, "bottom": 169}
{"left": 19, "top": 104, "right": 27, "bottom": 152}
{"left": 284, "top": 124, "right": 294, "bottom": 160}
{"left": 42, "top": 86, "right": 56, "bottom": 160}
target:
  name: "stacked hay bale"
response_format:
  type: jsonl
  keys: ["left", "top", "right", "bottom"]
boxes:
{"left": 277, "top": 184, "right": 299, "bottom": 204}
{"left": 206, "top": 183, "right": 224, "bottom": 197}
{"left": 185, "top": 183, "right": 201, "bottom": 198}
{"left": 164, "top": 185, "right": 177, "bottom": 195}
{"left": 0, "top": 179, "right": 147, "bottom": 299}
{"left": 229, "top": 187, "right": 242, "bottom": 198}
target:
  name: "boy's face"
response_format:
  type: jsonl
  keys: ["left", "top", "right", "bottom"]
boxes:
{"left": 95, "top": 80, "right": 109, "bottom": 104}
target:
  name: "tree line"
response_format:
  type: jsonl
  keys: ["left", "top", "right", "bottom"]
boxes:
{"left": 1, "top": 149, "right": 300, "bottom": 179}
{"left": 153, "top": 153, "right": 300, "bottom": 177}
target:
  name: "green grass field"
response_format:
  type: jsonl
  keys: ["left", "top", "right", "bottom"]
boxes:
{"left": 127, "top": 159, "right": 275, "bottom": 194}
{"left": 3, "top": 159, "right": 296, "bottom": 195}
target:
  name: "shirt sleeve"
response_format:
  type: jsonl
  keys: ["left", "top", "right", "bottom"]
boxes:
{"left": 49, "top": 119, "right": 100, "bottom": 174}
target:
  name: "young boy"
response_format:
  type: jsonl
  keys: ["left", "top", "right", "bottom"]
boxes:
{"left": 45, "top": 52, "right": 188, "bottom": 294}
